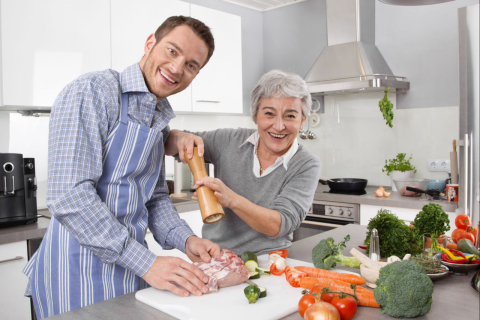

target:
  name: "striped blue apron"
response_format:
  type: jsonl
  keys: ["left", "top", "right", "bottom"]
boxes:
{"left": 24, "top": 76, "right": 164, "bottom": 319}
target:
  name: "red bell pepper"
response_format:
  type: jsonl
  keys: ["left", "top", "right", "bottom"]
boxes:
{"left": 284, "top": 266, "right": 306, "bottom": 287}
{"left": 269, "top": 249, "right": 289, "bottom": 259}
{"left": 441, "top": 253, "right": 469, "bottom": 264}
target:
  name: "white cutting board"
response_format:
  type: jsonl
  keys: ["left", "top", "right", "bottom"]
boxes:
{"left": 135, "top": 255, "right": 358, "bottom": 320}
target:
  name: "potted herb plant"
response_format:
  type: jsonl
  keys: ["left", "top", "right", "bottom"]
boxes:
{"left": 382, "top": 153, "right": 417, "bottom": 191}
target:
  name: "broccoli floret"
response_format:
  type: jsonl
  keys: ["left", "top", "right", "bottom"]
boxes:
{"left": 374, "top": 260, "right": 433, "bottom": 318}
{"left": 312, "top": 235, "right": 360, "bottom": 270}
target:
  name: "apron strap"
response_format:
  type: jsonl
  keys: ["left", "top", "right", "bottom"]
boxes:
{"left": 119, "top": 74, "right": 129, "bottom": 124}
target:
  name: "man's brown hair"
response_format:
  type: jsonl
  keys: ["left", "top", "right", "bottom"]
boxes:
{"left": 154, "top": 16, "right": 215, "bottom": 68}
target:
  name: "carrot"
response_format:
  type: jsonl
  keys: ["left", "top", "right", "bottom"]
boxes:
{"left": 299, "top": 277, "right": 372, "bottom": 295}
{"left": 295, "top": 266, "right": 366, "bottom": 285}
{"left": 299, "top": 279, "right": 380, "bottom": 308}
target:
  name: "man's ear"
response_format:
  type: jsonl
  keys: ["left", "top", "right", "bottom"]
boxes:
{"left": 144, "top": 33, "right": 156, "bottom": 55}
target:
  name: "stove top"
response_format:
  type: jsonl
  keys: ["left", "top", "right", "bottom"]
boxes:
{"left": 317, "top": 185, "right": 385, "bottom": 196}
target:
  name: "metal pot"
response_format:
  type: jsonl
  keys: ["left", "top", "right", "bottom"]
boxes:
{"left": 319, "top": 178, "right": 368, "bottom": 192}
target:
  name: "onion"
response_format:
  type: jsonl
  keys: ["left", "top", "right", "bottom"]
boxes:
{"left": 374, "top": 189, "right": 384, "bottom": 197}
{"left": 383, "top": 191, "right": 391, "bottom": 197}
{"left": 304, "top": 301, "right": 341, "bottom": 320}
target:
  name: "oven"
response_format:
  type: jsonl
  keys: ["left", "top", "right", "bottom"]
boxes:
{"left": 293, "top": 200, "right": 360, "bottom": 241}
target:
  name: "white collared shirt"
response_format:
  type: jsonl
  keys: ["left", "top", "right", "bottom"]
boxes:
{"left": 240, "top": 131, "right": 299, "bottom": 178}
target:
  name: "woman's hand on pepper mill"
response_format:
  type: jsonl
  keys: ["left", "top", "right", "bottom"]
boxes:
{"left": 165, "top": 129, "right": 204, "bottom": 163}
{"left": 194, "top": 177, "right": 239, "bottom": 208}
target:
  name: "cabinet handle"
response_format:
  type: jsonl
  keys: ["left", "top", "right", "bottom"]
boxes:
{"left": 196, "top": 100, "right": 220, "bottom": 103}
{"left": 0, "top": 256, "right": 24, "bottom": 264}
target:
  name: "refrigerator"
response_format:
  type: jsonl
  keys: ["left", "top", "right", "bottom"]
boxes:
{"left": 458, "top": 4, "right": 479, "bottom": 230}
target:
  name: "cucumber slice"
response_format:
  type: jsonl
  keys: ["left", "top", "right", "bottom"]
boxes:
{"left": 255, "top": 267, "right": 271, "bottom": 275}
{"left": 249, "top": 271, "right": 260, "bottom": 279}
{"left": 241, "top": 251, "right": 258, "bottom": 263}
{"left": 258, "top": 286, "right": 267, "bottom": 298}
{"left": 244, "top": 260, "right": 259, "bottom": 272}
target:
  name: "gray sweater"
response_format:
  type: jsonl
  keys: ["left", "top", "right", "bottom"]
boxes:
{"left": 190, "top": 128, "right": 322, "bottom": 255}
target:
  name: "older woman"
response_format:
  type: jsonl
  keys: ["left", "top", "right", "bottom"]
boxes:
{"left": 166, "top": 70, "right": 322, "bottom": 255}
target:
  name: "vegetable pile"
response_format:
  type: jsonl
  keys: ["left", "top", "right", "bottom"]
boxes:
{"left": 312, "top": 235, "right": 360, "bottom": 270}
{"left": 411, "top": 203, "right": 450, "bottom": 257}
{"left": 374, "top": 260, "right": 433, "bottom": 318}
{"left": 450, "top": 214, "right": 478, "bottom": 244}
{"left": 364, "top": 209, "right": 421, "bottom": 259}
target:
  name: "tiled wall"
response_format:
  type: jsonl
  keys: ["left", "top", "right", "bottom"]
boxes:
{"left": 4, "top": 92, "right": 459, "bottom": 208}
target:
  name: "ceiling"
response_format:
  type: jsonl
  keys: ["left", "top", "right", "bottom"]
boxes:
{"left": 220, "top": 0, "right": 309, "bottom": 11}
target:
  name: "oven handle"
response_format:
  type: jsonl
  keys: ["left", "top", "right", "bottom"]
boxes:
{"left": 302, "top": 220, "right": 342, "bottom": 228}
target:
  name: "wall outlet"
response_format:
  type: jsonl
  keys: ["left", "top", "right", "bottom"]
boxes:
{"left": 428, "top": 159, "right": 451, "bottom": 172}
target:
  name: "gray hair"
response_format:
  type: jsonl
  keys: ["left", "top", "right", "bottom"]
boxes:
{"left": 250, "top": 69, "right": 312, "bottom": 122}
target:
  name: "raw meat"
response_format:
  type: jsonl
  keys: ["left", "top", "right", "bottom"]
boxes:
{"left": 194, "top": 249, "right": 250, "bottom": 293}
{"left": 401, "top": 184, "right": 421, "bottom": 196}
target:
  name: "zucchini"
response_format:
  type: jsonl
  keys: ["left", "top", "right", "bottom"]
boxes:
{"left": 241, "top": 251, "right": 258, "bottom": 263}
{"left": 457, "top": 238, "right": 480, "bottom": 257}
{"left": 258, "top": 286, "right": 267, "bottom": 298}
{"left": 255, "top": 267, "right": 271, "bottom": 275}
{"left": 244, "top": 260, "right": 259, "bottom": 272}
{"left": 244, "top": 285, "right": 260, "bottom": 304}
{"left": 249, "top": 271, "right": 260, "bottom": 279}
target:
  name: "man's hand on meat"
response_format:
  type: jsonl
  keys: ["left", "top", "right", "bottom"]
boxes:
{"left": 141, "top": 255, "right": 211, "bottom": 297}
{"left": 185, "top": 235, "right": 221, "bottom": 263}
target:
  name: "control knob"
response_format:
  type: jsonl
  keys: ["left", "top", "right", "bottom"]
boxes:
{"left": 347, "top": 210, "right": 353, "bottom": 216}
{"left": 339, "top": 209, "right": 344, "bottom": 215}
{"left": 328, "top": 207, "right": 333, "bottom": 214}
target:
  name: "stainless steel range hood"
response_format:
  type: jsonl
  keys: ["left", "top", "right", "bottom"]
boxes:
{"left": 306, "top": 0, "right": 410, "bottom": 96}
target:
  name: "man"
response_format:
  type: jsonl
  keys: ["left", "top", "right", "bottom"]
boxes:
{"left": 23, "top": 16, "right": 220, "bottom": 319}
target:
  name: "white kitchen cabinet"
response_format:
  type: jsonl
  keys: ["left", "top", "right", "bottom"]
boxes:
{"left": 0, "top": 0, "right": 111, "bottom": 108}
{"left": 190, "top": 5, "right": 243, "bottom": 114}
{"left": 0, "top": 241, "right": 30, "bottom": 320}
{"left": 110, "top": 0, "right": 192, "bottom": 112}
{"left": 360, "top": 204, "right": 456, "bottom": 236}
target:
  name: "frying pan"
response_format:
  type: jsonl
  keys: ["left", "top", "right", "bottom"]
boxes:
{"left": 319, "top": 178, "right": 368, "bottom": 192}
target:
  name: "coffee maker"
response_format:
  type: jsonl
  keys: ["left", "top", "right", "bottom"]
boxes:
{"left": 0, "top": 153, "right": 38, "bottom": 227}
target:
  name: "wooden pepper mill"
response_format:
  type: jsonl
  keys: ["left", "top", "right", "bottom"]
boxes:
{"left": 185, "top": 147, "right": 225, "bottom": 224}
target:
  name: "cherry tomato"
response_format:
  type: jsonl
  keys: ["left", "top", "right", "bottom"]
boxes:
{"left": 269, "top": 249, "right": 289, "bottom": 259}
{"left": 298, "top": 294, "right": 316, "bottom": 318}
{"left": 330, "top": 295, "right": 358, "bottom": 320}
{"left": 451, "top": 228, "right": 466, "bottom": 243}
{"left": 457, "top": 232, "right": 475, "bottom": 244}
{"left": 455, "top": 214, "right": 472, "bottom": 230}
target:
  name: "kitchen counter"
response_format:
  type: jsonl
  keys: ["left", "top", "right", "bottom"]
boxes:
{"left": 0, "top": 197, "right": 200, "bottom": 245}
{"left": 314, "top": 183, "right": 457, "bottom": 212}
{"left": 46, "top": 224, "right": 479, "bottom": 320}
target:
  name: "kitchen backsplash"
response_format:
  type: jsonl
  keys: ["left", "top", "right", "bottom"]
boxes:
{"left": 3, "top": 92, "right": 458, "bottom": 208}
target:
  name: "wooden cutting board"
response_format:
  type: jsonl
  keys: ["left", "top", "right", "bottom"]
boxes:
{"left": 135, "top": 254, "right": 358, "bottom": 320}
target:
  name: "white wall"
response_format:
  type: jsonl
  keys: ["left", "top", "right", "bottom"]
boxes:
{"left": 299, "top": 93, "right": 459, "bottom": 187}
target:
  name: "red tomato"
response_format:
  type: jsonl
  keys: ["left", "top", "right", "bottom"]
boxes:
{"left": 269, "top": 249, "right": 289, "bottom": 259}
{"left": 455, "top": 214, "right": 472, "bottom": 229}
{"left": 457, "top": 232, "right": 475, "bottom": 244}
{"left": 467, "top": 227, "right": 478, "bottom": 244}
{"left": 330, "top": 295, "right": 358, "bottom": 320}
{"left": 321, "top": 293, "right": 338, "bottom": 303}
{"left": 269, "top": 263, "right": 284, "bottom": 276}
{"left": 451, "top": 228, "right": 466, "bottom": 243}
{"left": 298, "top": 294, "right": 316, "bottom": 318}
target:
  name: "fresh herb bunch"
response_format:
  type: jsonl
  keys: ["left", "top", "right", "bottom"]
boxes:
{"left": 364, "top": 209, "right": 421, "bottom": 259}
{"left": 379, "top": 87, "right": 394, "bottom": 128}
{"left": 382, "top": 153, "right": 417, "bottom": 176}
{"left": 412, "top": 203, "right": 450, "bottom": 257}
{"left": 410, "top": 254, "right": 446, "bottom": 274}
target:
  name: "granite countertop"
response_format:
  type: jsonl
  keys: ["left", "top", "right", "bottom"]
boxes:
{"left": 46, "top": 224, "right": 480, "bottom": 320}
{"left": 0, "top": 195, "right": 200, "bottom": 245}
{"left": 314, "top": 183, "right": 458, "bottom": 212}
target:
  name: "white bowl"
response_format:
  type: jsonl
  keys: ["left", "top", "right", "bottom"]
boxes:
{"left": 360, "top": 262, "right": 388, "bottom": 288}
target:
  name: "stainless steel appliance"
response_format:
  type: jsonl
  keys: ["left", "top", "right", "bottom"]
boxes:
{"left": 0, "top": 153, "right": 38, "bottom": 227}
{"left": 458, "top": 4, "right": 479, "bottom": 228}
{"left": 293, "top": 185, "right": 368, "bottom": 241}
